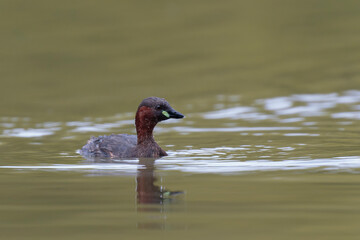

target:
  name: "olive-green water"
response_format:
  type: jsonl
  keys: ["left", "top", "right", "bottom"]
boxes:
{"left": 2, "top": 1, "right": 360, "bottom": 239}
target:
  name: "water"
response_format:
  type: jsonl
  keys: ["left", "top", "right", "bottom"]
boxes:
{"left": 1, "top": 1, "right": 360, "bottom": 239}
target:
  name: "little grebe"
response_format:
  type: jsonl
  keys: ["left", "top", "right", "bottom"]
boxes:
{"left": 80, "top": 97, "right": 184, "bottom": 158}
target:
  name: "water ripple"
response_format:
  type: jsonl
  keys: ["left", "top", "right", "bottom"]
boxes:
{"left": 1, "top": 90, "right": 360, "bottom": 138}
{"left": 2, "top": 127, "right": 61, "bottom": 138}
{"left": 207, "top": 90, "right": 360, "bottom": 122}
{"left": 1, "top": 156, "right": 360, "bottom": 174}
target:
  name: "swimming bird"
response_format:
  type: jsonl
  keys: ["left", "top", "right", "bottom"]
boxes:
{"left": 80, "top": 97, "right": 184, "bottom": 158}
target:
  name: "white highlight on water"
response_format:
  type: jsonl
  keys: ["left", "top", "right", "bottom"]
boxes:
{"left": 1, "top": 156, "right": 360, "bottom": 175}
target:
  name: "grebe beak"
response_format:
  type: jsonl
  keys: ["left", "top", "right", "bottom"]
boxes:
{"left": 168, "top": 110, "right": 184, "bottom": 119}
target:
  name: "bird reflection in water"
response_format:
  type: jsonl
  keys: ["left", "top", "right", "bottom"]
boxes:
{"left": 84, "top": 156, "right": 184, "bottom": 204}
{"left": 83, "top": 156, "right": 184, "bottom": 229}
{"left": 136, "top": 158, "right": 185, "bottom": 230}
{"left": 137, "top": 158, "right": 183, "bottom": 205}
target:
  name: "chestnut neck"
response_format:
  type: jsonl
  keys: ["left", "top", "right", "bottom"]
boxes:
{"left": 135, "top": 106, "right": 158, "bottom": 145}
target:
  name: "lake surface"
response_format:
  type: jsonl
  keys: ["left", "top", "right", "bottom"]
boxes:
{"left": 1, "top": 1, "right": 360, "bottom": 239}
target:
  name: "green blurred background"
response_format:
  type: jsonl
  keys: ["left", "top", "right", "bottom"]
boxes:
{"left": 1, "top": 0, "right": 360, "bottom": 120}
